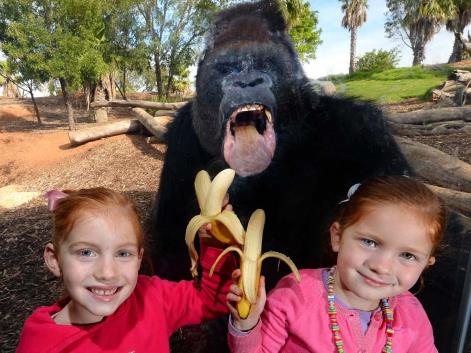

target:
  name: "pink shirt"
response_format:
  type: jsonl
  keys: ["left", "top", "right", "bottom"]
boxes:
{"left": 16, "top": 244, "right": 236, "bottom": 353}
{"left": 228, "top": 268, "right": 438, "bottom": 353}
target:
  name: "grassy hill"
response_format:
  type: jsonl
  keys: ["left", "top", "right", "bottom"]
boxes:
{"left": 328, "top": 65, "right": 455, "bottom": 104}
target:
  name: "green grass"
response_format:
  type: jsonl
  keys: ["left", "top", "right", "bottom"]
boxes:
{"left": 328, "top": 65, "right": 454, "bottom": 104}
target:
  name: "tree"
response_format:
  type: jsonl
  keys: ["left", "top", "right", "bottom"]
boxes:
{"left": 289, "top": 2, "right": 322, "bottom": 62}
{"left": 101, "top": 0, "right": 148, "bottom": 100}
{"left": 275, "top": 0, "right": 303, "bottom": 28}
{"left": 356, "top": 48, "right": 400, "bottom": 72}
{"left": 339, "top": 0, "right": 368, "bottom": 74}
{"left": 136, "top": 0, "right": 228, "bottom": 100}
{"left": 385, "top": 0, "right": 441, "bottom": 66}
{"left": 421, "top": 0, "right": 471, "bottom": 63}
{"left": 0, "top": 0, "right": 108, "bottom": 130}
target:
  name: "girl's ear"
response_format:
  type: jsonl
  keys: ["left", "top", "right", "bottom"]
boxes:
{"left": 138, "top": 248, "right": 144, "bottom": 266}
{"left": 44, "top": 243, "right": 61, "bottom": 277}
{"left": 330, "top": 222, "right": 341, "bottom": 253}
{"left": 427, "top": 256, "right": 436, "bottom": 266}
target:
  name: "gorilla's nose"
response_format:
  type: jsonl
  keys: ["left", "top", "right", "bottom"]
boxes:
{"left": 223, "top": 72, "right": 272, "bottom": 91}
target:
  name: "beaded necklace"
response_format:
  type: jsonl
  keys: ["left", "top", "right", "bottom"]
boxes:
{"left": 327, "top": 267, "right": 394, "bottom": 353}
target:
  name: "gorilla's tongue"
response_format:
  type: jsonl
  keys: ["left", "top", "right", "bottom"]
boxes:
{"left": 224, "top": 125, "right": 274, "bottom": 177}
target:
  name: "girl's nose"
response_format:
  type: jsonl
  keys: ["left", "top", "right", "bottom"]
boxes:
{"left": 367, "top": 252, "right": 394, "bottom": 275}
{"left": 94, "top": 256, "right": 118, "bottom": 281}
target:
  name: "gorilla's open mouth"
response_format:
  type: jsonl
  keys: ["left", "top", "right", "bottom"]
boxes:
{"left": 223, "top": 104, "right": 276, "bottom": 177}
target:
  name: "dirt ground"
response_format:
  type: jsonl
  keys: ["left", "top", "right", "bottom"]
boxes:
{"left": 0, "top": 95, "right": 470, "bottom": 352}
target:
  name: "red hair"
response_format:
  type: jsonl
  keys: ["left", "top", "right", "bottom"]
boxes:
{"left": 51, "top": 187, "right": 144, "bottom": 255}
{"left": 335, "top": 176, "right": 446, "bottom": 255}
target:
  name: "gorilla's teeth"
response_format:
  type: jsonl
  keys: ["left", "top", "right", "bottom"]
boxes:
{"left": 265, "top": 110, "right": 272, "bottom": 123}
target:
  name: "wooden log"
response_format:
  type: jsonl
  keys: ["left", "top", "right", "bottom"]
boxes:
{"left": 90, "top": 99, "right": 187, "bottom": 110}
{"left": 68, "top": 119, "right": 142, "bottom": 146}
{"left": 386, "top": 107, "right": 471, "bottom": 124}
{"left": 394, "top": 136, "right": 471, "bottom": 193}
{"left": 389, "top": 120, "right": 471, "bottom": 136}
{"left": 426, "top": 184, "right": 471, "bottom": 216}
{"left": 131, "top": 107, "right": 173, "bottom": 142}
{"left": 155, "top": 110, "right": 176, "bottom": 117}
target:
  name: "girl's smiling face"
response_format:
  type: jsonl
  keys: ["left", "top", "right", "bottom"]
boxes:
{"left": 330, "top": 202, "right": 436, "bottom": 311}
{"left": 45, "top": 209, "right": 143, "bottom": 324}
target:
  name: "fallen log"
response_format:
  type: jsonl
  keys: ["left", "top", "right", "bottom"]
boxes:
{"left": 68, "top": 119, "right": 142, "bottom": 146}
{"left": 426, "top": 184, "right": 471, "bottom": 216}
{"left": 394, "top": 136, "right": 471, "bottom": 193}
{"left": 386, "top": 106, "right": 471, "bottom": 124}
{"left": 131, "top": 107, "right": 173, "bottom": 142}
{"left": 389, "top": 120, "right": 471, "bottom": 136}
{"left": 90, "top": 99, "right": 187, "bottom": 110}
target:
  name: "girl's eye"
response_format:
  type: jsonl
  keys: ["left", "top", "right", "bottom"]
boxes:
{"left": 361, "top": 238, "right": 377, "bottom": 247}
{"left": 400, "top": 252, "right": 417, "bottom": 261}
{"left": 78, "top": 249, "right": 96, "bottom": 257}
{"left": 117, "top": 250, "right": 132, "bottom": 258}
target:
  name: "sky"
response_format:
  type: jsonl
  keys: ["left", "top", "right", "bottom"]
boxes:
{"left": 304, "top": 0, "right": 471, "bottom": 79}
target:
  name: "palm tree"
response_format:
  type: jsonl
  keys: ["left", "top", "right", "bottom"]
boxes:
{"left": 340, "top": 0, "right": 368, "bottom": 74}
{"left": 275, "top": 0, "right": 303, "bottom": 28}
{"left": 386, "top": 0, "right": 441, "bottom": 66}
{"left": 421, "top": 0, "right": 471, "bottom": 62}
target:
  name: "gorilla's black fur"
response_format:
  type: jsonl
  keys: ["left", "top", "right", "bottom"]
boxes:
{"left": 150, "top": 1, "right": 469, "bottom": 351}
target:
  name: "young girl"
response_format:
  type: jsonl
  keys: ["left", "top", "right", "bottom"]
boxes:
{"left": 226, "top": 176, "right": 446, "bottom": 353}
{"left": 16, "top": 187, "right": 236, "bottom": 353}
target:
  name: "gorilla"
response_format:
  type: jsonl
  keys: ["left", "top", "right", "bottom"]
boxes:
{"left": 149, "top": 1, "right": 470, "bottom": 351}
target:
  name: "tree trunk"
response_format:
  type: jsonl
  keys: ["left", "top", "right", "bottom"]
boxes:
{"left": 131, "top": 107, "right": 172, "bottom": 142}
{"left": 68, "top": 119, "right": 142, "bottom": 146}
{"left": 349, "top": 27, "right": 357, "bottom": 74}
{"left": 90, "top": 99, "right": 186, "bottom": 110}
{"left": 426, "top": 184, "right": 471, "bottom": 216}
{"left": 386, "top": 106, "right": 471, "bottom": 124}
{"left": 122, "top": 67, "right": 127, "bottom": 100}
{"left": 28, "top": 88, "right": 42, "bottom": 125}
{"left": 394, "top": 136, "right": 471, "bottom": 193}
{"left": 59, "top": 77, "right": 75, "bottom": 130}
{"left": 412, "top": 44, "right": 425, "bottom": 66}
{"left": 449, "top": 32, "right": 464, "bottom": 63}
{"left": 154, "top": 51, "right": 163, "bottom": 99}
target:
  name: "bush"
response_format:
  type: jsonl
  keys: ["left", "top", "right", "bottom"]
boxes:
{"left": 356, "top": 48, "right": 400, "bottom": 72}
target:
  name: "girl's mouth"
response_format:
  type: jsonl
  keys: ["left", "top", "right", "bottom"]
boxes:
{"left": 359, "top": 272, "right": 390, "bottom": 287}
{"left": 88, "top": 286, "right": 121, "bottom": 301}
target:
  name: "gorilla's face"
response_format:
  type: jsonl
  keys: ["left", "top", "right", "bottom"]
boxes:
{"left": 193, "top": 29, "right": 303, "bottom": 177}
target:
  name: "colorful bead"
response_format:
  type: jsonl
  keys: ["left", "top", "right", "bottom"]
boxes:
{"left": 327, "top": 267, "right": 394, "bottom": 353}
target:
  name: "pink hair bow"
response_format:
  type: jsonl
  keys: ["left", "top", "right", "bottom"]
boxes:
{"left": 45, "top": 190, "right": 69, "bottom": 211}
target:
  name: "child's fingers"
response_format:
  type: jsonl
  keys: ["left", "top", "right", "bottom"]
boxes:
{"left": 231, "top": 269, "right": 241, "bottom": 281}
{"left": 227, "top": 301, "right": 241, "bottom": 320}
{"left": 222, "top": 194, "right": 229, "bottom": 208}
{"left": 258, "top": 276, "right": 266, "bottom": 301}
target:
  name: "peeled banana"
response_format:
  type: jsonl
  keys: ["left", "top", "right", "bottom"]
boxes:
{"left": 185, "top": 169, "right": 245, "bottom": 277}
{"left": 210, "top": 209, "right": 301, "bottom": 319}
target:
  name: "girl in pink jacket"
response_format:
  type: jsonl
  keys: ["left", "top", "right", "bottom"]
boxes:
{"left": 227, "top": 176, "right": 446, "bottom": 353}
{"left": 16, "top": 187, "right": 236, "bottom": 353}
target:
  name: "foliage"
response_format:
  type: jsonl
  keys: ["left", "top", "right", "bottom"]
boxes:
{"left": 356, "top": 48, "right": 400, "bottom": 72}
{"left": 330, "top": 65, "right": 453, "bottom": 103}
{"left": 339, "top": 0, "right": 368, "bottom": 30}
{"left": 385, "top": 0, "right": 442, "bottom": 65}
{"left": 289, "top": 2, "right": 322, "bottom": 62}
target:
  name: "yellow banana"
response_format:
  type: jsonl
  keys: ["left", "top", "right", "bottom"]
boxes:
{"left": 185, "top": 169, "right": 245, "bottom": 277}
{"left": 210, "top": 209, "right": 301, "bottom": 319}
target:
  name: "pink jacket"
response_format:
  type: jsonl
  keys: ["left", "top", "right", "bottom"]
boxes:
{"left": 228, "top": 268, "right": 438, "bottom": 353}
{"left": 16, "top": 244, "right": 236, "bottom": 353}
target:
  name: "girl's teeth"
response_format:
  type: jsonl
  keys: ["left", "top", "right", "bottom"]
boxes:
{"left": 91, "top": 288, "right": 117, "bottom": 296}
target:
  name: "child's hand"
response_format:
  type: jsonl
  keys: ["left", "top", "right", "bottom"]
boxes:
{"left": 198, "top": 194, "right": 232, "bottom": 247}
{"left": 227, "top": 269, "right": 266, "bottom": 331}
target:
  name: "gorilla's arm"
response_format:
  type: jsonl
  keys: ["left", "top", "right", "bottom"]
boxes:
{"left": 149, "top": 102, "right": 212, "bottom": 279}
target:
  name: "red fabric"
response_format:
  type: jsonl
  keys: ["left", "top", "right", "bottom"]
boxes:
{"left": 16, "top": 245, "right": 236, "bottom": 353}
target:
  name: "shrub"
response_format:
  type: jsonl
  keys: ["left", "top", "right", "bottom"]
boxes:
{"left": 356, "top": 48, "right": 400, "bottom": 72}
